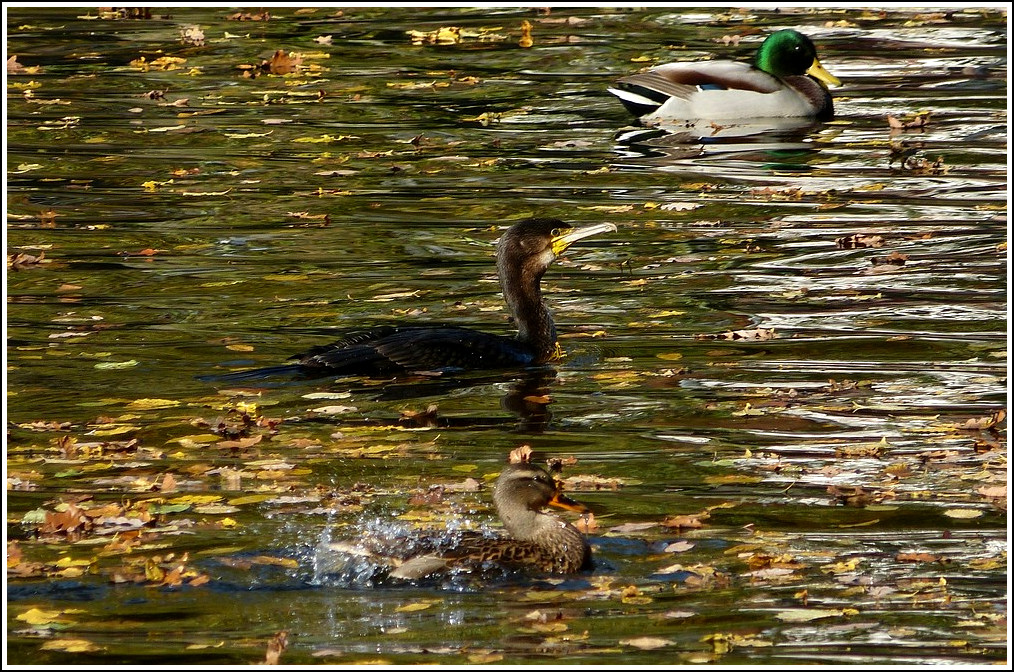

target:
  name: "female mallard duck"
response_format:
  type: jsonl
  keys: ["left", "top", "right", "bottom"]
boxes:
{"left": 608, "top": 29, "right": 841, "bottom": 126}
{"left": 331, "top": 454, "right": 592, "bottom": 581}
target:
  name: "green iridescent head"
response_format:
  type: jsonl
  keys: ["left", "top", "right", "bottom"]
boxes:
{"left": 755, "top": 29, "right": 841, "bottom": 87}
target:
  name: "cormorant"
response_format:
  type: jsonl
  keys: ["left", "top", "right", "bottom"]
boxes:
{"left": 222, "top": 218, "right": 615, "bottom": 380}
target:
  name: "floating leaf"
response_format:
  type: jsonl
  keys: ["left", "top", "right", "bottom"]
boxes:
{"left": 40, "top": 639, "right": 100, "bottom": 653}
{"left": 621, "top": 636, "right": 673, "bottom": 650}
{"left": 17, "top": 608, "right": 65, "bottom": 626}
{"left": 664, "top": 541, "right": 695, "bottom": 553}
{"left": 194, "top": 504, "right": 241, "bottom": 514}
{"left": 148, "top": 503, "right": 191, "bottom": 514}
{"left": 94, "top": 360, "right": 139, "bottom": 370}
{"left": 126, "top": 398, "right": 179, "bottom": 410}
{"left": 395, "top": 601, "right": 436, "bottom": 613}
{"left": 775, "top": 608, "right": 849, "bottom": 623}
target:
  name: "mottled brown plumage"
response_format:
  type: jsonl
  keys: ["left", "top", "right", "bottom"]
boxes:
{"left": 332, "top": 459, "right": 592, "bottom": 580}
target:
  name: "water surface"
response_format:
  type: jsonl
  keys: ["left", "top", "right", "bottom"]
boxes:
{"left": 5, "top": 5, "right": 1008, "bottom": 665}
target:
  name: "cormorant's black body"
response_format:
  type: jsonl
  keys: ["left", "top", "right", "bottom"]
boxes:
{"left": 293, "top": 325, "right": 538, "bottom": 374}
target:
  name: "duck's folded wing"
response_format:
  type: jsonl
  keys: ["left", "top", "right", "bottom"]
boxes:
{"left": 609, "top": 60, "right": 781, "bottom": 118}
{"left": 649, "top": 60, "right": 782, "bottom": 93}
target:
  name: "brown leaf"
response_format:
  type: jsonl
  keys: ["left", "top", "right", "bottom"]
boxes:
{"left": 976, "top": 484, "right": 1006, "bottom": 500}
{"left": 41, "top": 503, "right": 92, "bottom": 537}
{"left": 870, "top": 251, "right": 909, "bottom": 266}
{"left": 887, "top": 112, "right": 931, "bottom": 130}
{"left": 954, "top": 409, "right": 1006, "bottom": 431}
{"left": 574, "top": 511, "right": 597, "bottom": 533}
{"left": 264, "top": 631, "right": 288, "bottom": 665}
{"left": 896, "top": 552, "right": 940, "bottom": 563}
{"left": 217, "top": 435, "right": 263, "bottom": 450}
{"left": 508, "top": 445, "right": 533, "bottom": 464}
{"left": 265, "top": 50, "right": 301, "bottom": 75}
{"left": 836, "top": 233, "right": 885, "bottom": 249}
{"left": 398, "top": 404, "right": 441, "bottom": 427}
{"left": 7, "top": 54, "right": 25, "bottom": 74}
{"left": 660, "top": 512, "right": 709, "bottom": 530}
{"left": 8, "top": 251, "right": 48, "bottom": 271}
{"left": 160, "top": 473, "right": 178, "bottom": 493}
{"left": 227, "top": 11, "right": 270, "bottom": 21}
{"left": 827, "top": 485, "right": 877, "bottom": 506}
{"left": 7, "top": 540, "right": 24, "bottom": 567}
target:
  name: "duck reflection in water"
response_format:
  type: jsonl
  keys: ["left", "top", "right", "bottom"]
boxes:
{"left": 613, "top": 118, "right": 826, "bottom": 169}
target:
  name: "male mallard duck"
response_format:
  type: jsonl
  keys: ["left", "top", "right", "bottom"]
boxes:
{"left": 330, "top": 451, "right": 592, "bottom": 580}
{"left": 608, "top": 29, "right": 841, "bottom": 126}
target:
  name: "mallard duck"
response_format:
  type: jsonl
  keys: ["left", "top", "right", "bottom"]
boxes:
{"left": 608, "top": 29, "right": 841, "bottom": 126}
{"left": 330, "top": 454, "right": 592, "bottom": 580}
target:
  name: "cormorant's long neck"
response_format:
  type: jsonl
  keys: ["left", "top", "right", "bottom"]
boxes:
{"left": 499, "top": 260, "right": 557, "bottom": 362}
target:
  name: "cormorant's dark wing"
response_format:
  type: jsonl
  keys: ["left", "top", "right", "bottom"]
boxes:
{"left": 296, "top": 326, "right": 536, "bottom": 374}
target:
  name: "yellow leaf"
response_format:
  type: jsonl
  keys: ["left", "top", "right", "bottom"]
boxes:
{"left": 227, "top": 495, "right": 273, "bottom": 506}
{"left": 169, "top": 494, "right": 223, "bottom": 505}
{"left": 126, "top": 398, "right": 180, "bottom": 410}
{"left": 54, "top": 557, "right": 92, "bottom": 568}
{"left": 577, "top": 205, "right": 635, "bottom": 213}
{"left": 17, "top": 608, "right": 64, "bottom": 625}
{"left": 252, "top": 555, "right": 299, "bottom": 568}
{"left": 89, "top": 424, "right": 141, "bottom": 436}
{"left": 40, "top": 639, "right": 100, "bottom": 653}
{"left": 167, "top": 433, "right": 221, "bottom": 445}
{"left": 943, "top": 509, "right": 983, "bottom": 519}
{"left": 94, "top": 359, "right": 139, "bottom": 370}
{"left": 145, "top": 559, "right": 165, "bottom": 582}
{"left": 395, "top": 601, "right": 435, "bottom": 612}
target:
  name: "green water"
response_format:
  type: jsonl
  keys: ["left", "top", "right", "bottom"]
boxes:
{"left": 5, "top": 5, "right": 1008, "bottom": 665}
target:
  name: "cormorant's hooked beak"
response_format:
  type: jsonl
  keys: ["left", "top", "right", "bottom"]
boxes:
{"left": 806, "top": 57, "right": 841, "bottom": 88}
{"left": 551, "top": 222, "right": 617, "bottom": 257}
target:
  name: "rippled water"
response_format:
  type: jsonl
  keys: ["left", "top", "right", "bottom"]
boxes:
{"left": 6, "top": 5, "right": 1008, "bottom": 666}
